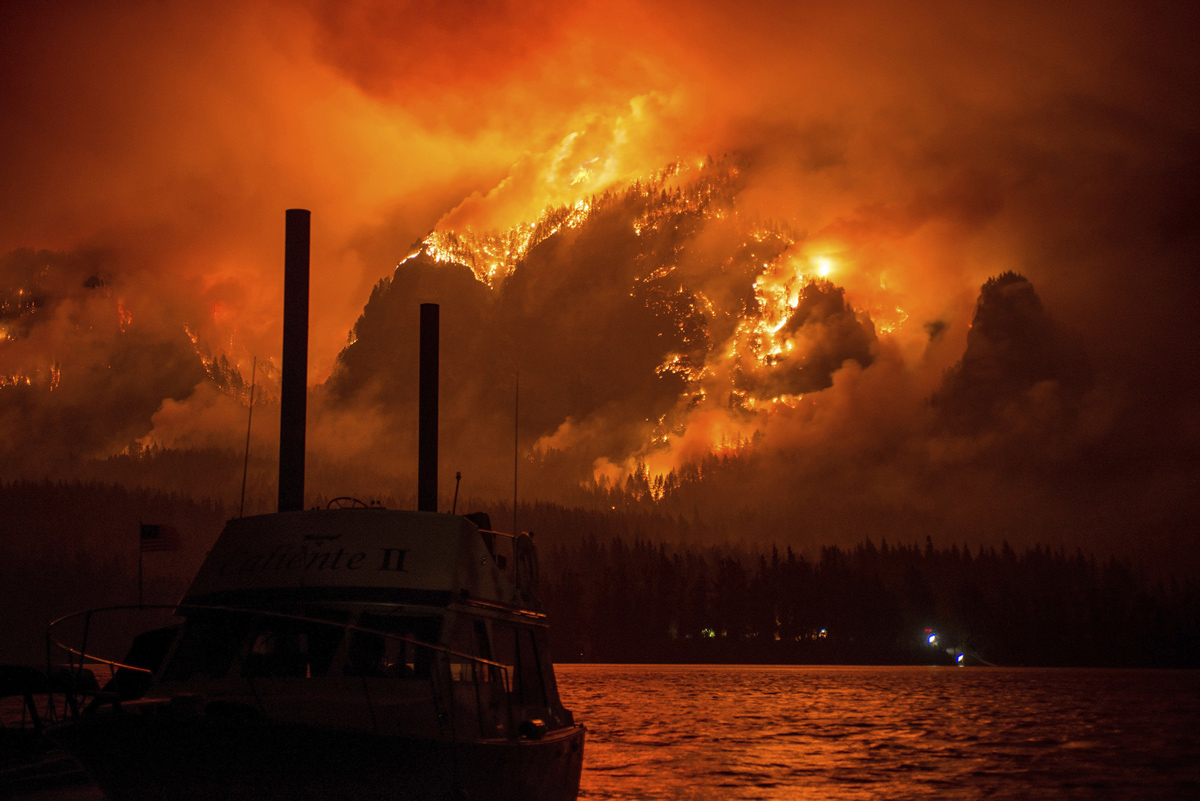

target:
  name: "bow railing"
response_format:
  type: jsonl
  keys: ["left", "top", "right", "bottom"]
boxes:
{"left": 44, "top": 604, "right": 516, "bottom": 740}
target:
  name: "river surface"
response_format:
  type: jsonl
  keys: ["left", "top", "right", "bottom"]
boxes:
{"left": 555, "top": 664, "right": 1200, "bottom": 800}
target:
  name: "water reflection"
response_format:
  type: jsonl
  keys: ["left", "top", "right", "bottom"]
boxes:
{"left": 556, "top": 665, "right": 1200, "bottom": 800}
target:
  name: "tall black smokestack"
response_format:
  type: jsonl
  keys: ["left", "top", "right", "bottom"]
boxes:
{"left": 418, "top": 303, "right": 439, "bottom": 512}
{"left": 278, "top": 209, "right": 309, "bottom": 513}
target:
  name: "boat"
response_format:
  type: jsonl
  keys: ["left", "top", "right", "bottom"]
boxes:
{"left": 44, "top": 209, "right": 585, "bottom": 800}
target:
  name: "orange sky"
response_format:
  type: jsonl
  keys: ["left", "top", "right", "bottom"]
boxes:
{"left": 4, "top": 0, "right": 1191, "bottom": 380}
{"left": 2, "top": 0, "right": 1198, "bottom": 564}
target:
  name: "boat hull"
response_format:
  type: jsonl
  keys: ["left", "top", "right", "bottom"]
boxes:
{"left": 61, "top": 711, "right": 584, "bottom": 801}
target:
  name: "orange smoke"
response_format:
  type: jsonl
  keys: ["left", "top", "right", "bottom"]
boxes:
{"left": 2, "top": 0, "right": 1198, "bottom": 564}
{"left": 2, "top": 0, "right": 1160, "bottom": 380}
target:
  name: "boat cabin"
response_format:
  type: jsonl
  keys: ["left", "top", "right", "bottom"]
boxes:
{"left": 140, "top": 508, "right": 573, "bottom": 743}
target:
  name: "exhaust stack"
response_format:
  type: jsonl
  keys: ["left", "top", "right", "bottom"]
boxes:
{"left": 418, "top": 303, "right": 439, "bottom": 512}
{"left": 278, "top": 209, "right": 309, "bottom": 513}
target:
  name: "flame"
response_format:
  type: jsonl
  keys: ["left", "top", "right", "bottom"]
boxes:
{"left": 873, "top": 305, "right": 909, "bottom": 335}
{"left": 182, "top": 323, "right": 215, "bottom": 370}
{"left": 424, "top": 197, "right": 594, "bottom": 288}
{"left": 0, "top": 362, "right": 62, "bottom": 391}
{"left": 424, "top": 158, "right": 714, "bottom": 287}
{"left": 439, "top": 159, "right": 890, "bottom": 487}
{"left": 117, "top": 302, "right": 132, "bottom": 333}
{"left": 655, "top": 353, "right": 704, "bottom": 382}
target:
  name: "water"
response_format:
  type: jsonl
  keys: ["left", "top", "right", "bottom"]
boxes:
{"left": 5, "top": 666, "right": 1196, "bottom": 799}
{"left": 555, "top": 665, "right": 1200, "bottom": 800}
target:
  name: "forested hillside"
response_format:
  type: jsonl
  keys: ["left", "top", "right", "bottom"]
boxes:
{"left": 538, "top": 535, "right": 1200, "bottom": 667}
{"left": 3, "top": 481, "right": 1196, "bottom": 668}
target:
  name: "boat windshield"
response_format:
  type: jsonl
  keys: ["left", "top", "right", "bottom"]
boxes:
{"left": 162, "top": 611, "right": 251, "bottom": 682}
{"left": 161, "top": 608, "right": 353, "bottom": 682}
{"left": 241, "top": 610, "right": 349, "bottom": 679}
{"left": 343, "top": 614, "right": 442, "bottom": 679}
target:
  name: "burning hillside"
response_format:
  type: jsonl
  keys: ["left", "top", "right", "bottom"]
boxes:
{"left": 328, "top": 160, "right": 886, "bottom": 483}
{"left": 323, "top": 157, "right": 1079, "bottom": 504}
{"left": 0, "top": 153, "right": 1137, "bottom": 557}
{"left": 1, "top": 0, "right": 1197, "bottom": 569}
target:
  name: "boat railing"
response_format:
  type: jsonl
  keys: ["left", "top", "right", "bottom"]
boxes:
{"left": 45, "top": 604, "right": 517, "bottom": 740}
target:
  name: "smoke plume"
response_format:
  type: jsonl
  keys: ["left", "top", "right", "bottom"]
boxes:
{"left": 1, "top": 0, "right": 1197, "bottom": 569}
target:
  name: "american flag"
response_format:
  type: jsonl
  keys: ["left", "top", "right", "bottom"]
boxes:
{"left": 139, "top": 524, "right": 177, "bottom": 552}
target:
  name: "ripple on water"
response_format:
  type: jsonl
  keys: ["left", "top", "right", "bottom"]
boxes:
{"left": 558, "top": 665, "right": 1200, "bottom": 800}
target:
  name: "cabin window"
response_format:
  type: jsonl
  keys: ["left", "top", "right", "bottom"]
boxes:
{"left": 517, "top": 627, "right": 547, "bottom": 707}
{"left": 344, "top": 614, "right": 440, "bottom": 679}
{"left": 446, "top": 620, "right": 502, "bottom": 685}
{"left": 491, "top": 624, "right": 547, "bottom": 706}
{"left": 532, "top": 627, "right": 559, "bottom": 704}
{"left": 238, "top": 613, "right": 343, "bottom": 676}
{"left": 491, "top": 623, "right": 516, "bottom": 685}
{"left": 163, "top": 613, "right": 249, "bottom": 681}
{"left": 474, "top": 620, "right": 504, "bottom": 686}
{"left": 241, "top": 610, "right": 347, "bottom": 679}
{"left": 303, "top": 609, "right": 350, "bottom": 676}
{"left": 474, "top": 620, "right": 492, "bottom": 659}
{"left": 449, "top": 656, "right": 481, "bottom": 683}
{"left": 245, "top": 628, "right": 307, "bottom": 678}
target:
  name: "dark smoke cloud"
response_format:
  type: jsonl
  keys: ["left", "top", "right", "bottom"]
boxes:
{"left": 0, "top": 247, "right": 207, "bottom": 469}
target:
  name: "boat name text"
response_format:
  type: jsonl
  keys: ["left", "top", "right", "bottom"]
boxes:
{"left": 216, "top": 545, "right": 407, "bottom": 576}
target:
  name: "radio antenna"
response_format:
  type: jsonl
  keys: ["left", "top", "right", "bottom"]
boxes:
{"left": 239, "top": 356, "right": 257, "bottom": 518}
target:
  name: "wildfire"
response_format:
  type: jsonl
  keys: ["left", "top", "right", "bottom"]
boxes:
{"left": 655, "top": 353, "right": 705, "bottom": 382}
{"left": 0, "top": 361, "right": 62, "bottom": 391}
{"left": 874, "top": 307, "right": 909, "bottom": 334}
{"left": 743, "top": 393, "right": 804, "bottom": 411}
{"left": 422, "top": 158, "right": 887, "bottom": 488}
{"left": 715, "top": 251, "right": 854, "bottom": 376}
{"left": 117, "top": 302, "right": 132, "bottom": 333}
{"left": 424, "top": 197, "right": 594, "bottom": 288}
{"left": 182, "top": 323, "right": 216, "bottom": 370}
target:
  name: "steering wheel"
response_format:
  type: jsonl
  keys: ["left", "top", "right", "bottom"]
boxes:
{"left": 326, "top": 497, "right": 370, "bottom": 509}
